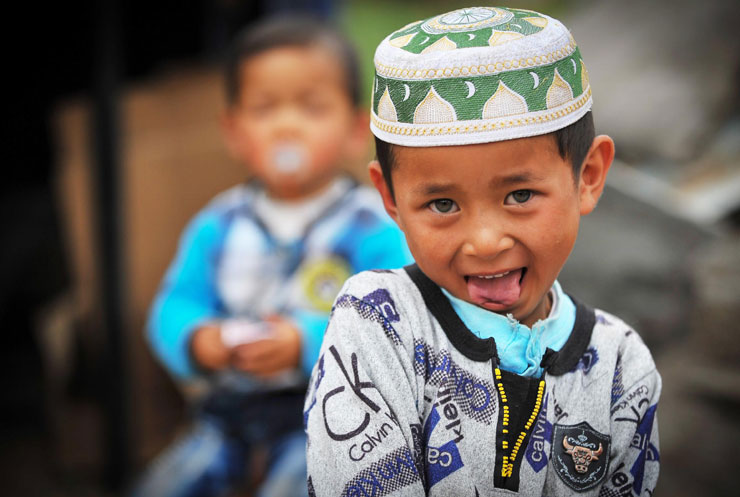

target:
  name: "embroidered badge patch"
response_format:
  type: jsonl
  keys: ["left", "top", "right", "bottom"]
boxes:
{"left": 552, "top": 422, "right": 610, "bottom": 492}
{"left": 299, "top": 256, "right": 351, "bottom": 312}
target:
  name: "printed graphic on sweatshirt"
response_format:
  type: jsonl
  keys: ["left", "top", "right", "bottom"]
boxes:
{"left": 303, "top": 354, "right": 325, "bottom": 430}
{"left": 611, "top": 380, "right": 659, "bottom": 496}
{"left": 552, "top": 422, "right": 610, "bottom": 492}
{"left": 570, "top": 346, "right": 599, "bottom": 375}
{"left": 595, "top": 312, "right": 612, "bottom": 326}
{"left": 334, "top": 293, "right": 402, "bottom": 344}
{"left": 341, "top": 446, "right": 421, "bottom": 497}
{"left": 348, "top": 410, "right": 402, "bottom": 462}
{"left": 362, "top": 288, "right": 401, "bottom": 323}
{"left": 410, "top": 422, "right": 425, "bottom": 485}
{"left": 597, "top": 459, "right": 657, "bottom": 497}
{"left": 629, "top": 403, "right": 659, "bottom": 494}
{"left": 525, "top": 393, "right": 552, "bottom": 473}
{"left": 423, "top": 405, "right": 465, "bottom": 489}
{"left": 414, "top": 340, "right": 497, "bottom": 424}
{"left": 611, "top": 382, "right": 651, "bottom": 417}
{"left": 322, "top": 346, "right": 384, "bottom": 442}
{"left": 550, "top": 385, "right": 571, "bottom": 423}
{"left": 610, "top": 354, "right": 625, "bottom": 406}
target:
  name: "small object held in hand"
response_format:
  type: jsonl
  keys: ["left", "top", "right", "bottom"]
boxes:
{"left": 220, "top": 319, "right": 274, "bottom": 348}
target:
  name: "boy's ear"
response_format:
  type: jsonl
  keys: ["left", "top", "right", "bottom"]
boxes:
{"left": 578, "top": 135, "right": 615, "bottom": 215}
{"left": 368, "top": 160, "right": 400, "bottom": 224}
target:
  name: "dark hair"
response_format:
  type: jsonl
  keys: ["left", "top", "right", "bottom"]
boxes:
{"left": 374, "top": 111, "right": 595, "bottom": 199}
{"left": 224, "top": 15, "right": 361, "bottom": 107}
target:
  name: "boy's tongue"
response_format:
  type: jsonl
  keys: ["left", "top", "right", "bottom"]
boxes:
{"left": 466, "top": 269, "right": 523, "bottom": 307}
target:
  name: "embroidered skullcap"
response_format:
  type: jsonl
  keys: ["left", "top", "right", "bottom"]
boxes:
{"left": 370, "top": 6, "right": 592, "bottom": 146}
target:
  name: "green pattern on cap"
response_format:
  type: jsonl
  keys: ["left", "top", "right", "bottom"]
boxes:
{"left": 371, "top": 6, "right": 592, "bottom": 146}
{"left": 374, "top": 48, "right": 586, "bottom": 120}
{"left": 389, "top": 7, "right": 547, "bottom": 54}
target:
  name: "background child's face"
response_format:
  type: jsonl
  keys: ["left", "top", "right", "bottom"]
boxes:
{"left": 375, "top": 136, "right": 592, "bottom": 327}
{"left": 223, "top": 45, "right": 364, "bottom": 199}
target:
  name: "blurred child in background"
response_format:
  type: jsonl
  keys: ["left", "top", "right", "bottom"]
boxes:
{"left": 131, "top": 15, "right": 411, "bottom": 497}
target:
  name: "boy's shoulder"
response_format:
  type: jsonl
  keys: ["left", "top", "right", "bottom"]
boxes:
{"left": 204, "top": 182, "right": 255, "bottom": 213}
{"left": 572, "top": 304, "right": 658, "bottom": 386}
{"left": 175, "top": 183, "right": 255, "bottom": 240}
{"left": 590, "top": 308, "right": 655, "bottom": 361}
{"left": 336, "top": 267, "right": 417, "bottom": 311}
{"left": 333, "top": 268, "right": 427, "bottom": 335}
{"left": 307, "top": 181, "right": 405, "bottom": 242}
{"left": 184, "top": 183, "right": 255, "bottom": 226}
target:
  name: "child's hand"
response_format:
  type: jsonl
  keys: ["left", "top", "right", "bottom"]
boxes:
{"left": 190, "top": 324, "right": 231, "bottom": 371}
{"left": 230, "top": 315, "right": 301, "bottom": 377}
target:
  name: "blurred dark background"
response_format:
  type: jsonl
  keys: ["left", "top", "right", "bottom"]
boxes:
{"left": 2, "top": 1, "right": 738, "bottom": 496}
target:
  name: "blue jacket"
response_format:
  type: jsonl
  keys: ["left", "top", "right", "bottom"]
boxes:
{"left": 148, "top": 178, "right": 412, "bottom": 384}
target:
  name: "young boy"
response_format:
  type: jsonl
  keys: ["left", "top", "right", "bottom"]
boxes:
{"left": 134, "top": 16, "right": 412, "bottom": 497}
{"left": 304, "top": 6, "right": 660, "bottom": 496}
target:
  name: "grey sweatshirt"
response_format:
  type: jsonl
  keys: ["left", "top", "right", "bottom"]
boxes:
{"left": 304, "top": 266, "right": 660, "bottom": 496}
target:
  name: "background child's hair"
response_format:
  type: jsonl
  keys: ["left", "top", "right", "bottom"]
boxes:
{"left": 375, "top": 112, "right": 596, "bottom": 199}
{"left": 224, "top": 15, "right": 361, "bottom": 107}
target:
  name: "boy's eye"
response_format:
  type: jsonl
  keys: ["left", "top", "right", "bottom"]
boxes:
{"left": 302, "top": 94, "right": 334, "bottom": 114}
{"left": 304, "top": 102, "right": 330, "bottom": 116}
{"left": 505, "top": 190, "right": 533, "bottom": 205}
{"left": 429, "top": 199, "right": 459, "bottom": 214}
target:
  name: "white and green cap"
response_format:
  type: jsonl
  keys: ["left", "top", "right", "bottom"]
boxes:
{"left": 370, "top": 6, "right": 591, "bottom": 146}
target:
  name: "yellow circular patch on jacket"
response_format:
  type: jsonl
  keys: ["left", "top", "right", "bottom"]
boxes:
{"left": 300, "top": 257, "right": 352, "bottom": 312}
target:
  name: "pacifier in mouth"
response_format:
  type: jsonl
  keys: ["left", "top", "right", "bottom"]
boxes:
{"left": 272, "top": 142, "right": 308, "bottom": 173}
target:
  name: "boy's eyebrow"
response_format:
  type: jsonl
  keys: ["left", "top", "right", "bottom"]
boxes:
{"left": 411, "top": 182, "right": 457, "bottom": 195}
{"left": 411, "top": 173, "right": 546, "bottom": 195}
{"left": 494, "top": 172, "right": 545, "bottom": 187}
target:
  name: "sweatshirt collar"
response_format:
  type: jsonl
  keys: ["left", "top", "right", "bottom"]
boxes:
{"left": 441, "top": 281, "right": 575, "bottom": 377}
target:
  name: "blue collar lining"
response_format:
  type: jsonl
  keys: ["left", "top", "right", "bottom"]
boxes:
{"left": 441, "top": 281, "right": 575, "bottom": 377}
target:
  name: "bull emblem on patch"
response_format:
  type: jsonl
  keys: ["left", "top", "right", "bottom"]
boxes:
{"left": 563, "top": 435, "right": 603, "bottom": 473}
{"left": 552, "top": 421, "right": 611, "bottom": 491}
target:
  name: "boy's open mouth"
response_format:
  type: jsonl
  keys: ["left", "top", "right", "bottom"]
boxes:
{"left": 272, "top": 142, "right": 307, "bottom": 173}
{"left": 465, "top": 268, "right": 526, "bottom": 309}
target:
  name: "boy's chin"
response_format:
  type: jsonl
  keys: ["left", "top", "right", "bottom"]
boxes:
{"left": 262, "top": 180, "right": 305, "bottom": 200}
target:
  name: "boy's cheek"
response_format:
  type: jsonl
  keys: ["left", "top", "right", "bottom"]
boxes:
{"left": 307, "top": 140, "right": 348, "bottom": 172}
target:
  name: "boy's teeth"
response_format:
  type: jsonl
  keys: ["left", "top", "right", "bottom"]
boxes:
{"left": 477, "top": 271, "right": 510, "bottom": 280}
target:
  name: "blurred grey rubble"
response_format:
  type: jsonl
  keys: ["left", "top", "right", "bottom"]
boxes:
{"left": 558, "top": 0, "right": 740, "bottom": 495}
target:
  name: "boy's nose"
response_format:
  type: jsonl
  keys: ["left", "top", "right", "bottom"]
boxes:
{"left": 272, "top": 106, "right": 302, "bottom": 138}
{"left": 461, "top": 221, "right": 514, "bottom": 259}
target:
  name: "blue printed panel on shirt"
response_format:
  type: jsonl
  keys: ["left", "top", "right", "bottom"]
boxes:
{"left": 610, "top": 355, "right": 625, "bottom": 406}
{"left": 525, "top": 393, "right": 552, "bottom": 473}
{"left": 570, "top": 346, "right": 599, "bottom": 375}
{"left": 423, "top": 406, "right": 465, "bottom": 489}
{"left": 414, "top": 339, "right": 497, "bottom": 425}
{"left": 362, "top": 289, "right": 400, "bottom": 323}
{"left": 342, "top": 446, "right": 421, "bottom": 497}
{"left": 630, "top": 403, "right": 659, "bottom": 494}
{"left": 334, "top": 291, "right": 402, "bottom": 344}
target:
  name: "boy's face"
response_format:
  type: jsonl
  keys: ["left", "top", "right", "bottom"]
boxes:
{"left": 223, "top": 45, "right": 365, "bottom": 200}
{"left": 372, "top": 135, "right": 608, "bottom": 327}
